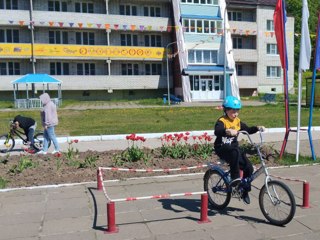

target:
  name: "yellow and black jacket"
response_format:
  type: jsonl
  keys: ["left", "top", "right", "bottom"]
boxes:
{"left": 214, "top": 115, "right": 258, "bottom": 148}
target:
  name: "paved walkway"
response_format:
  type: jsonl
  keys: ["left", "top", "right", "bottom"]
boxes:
{"left": 1, "top": 130, "right": 320, "bottom": 239}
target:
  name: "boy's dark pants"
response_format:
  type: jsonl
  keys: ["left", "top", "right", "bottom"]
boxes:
{"left": 215, "top": 144, "right": 253, "bottom": 185}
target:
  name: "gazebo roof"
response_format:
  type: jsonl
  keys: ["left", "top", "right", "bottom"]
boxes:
{"left": 11, "top": 74, "right": 62, "bottom": 84}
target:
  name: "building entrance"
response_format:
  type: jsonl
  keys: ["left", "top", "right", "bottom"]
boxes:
{"left": 189, "top": 75, "right": 224, "bottom": 101}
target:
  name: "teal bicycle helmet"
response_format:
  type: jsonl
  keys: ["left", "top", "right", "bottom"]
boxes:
{"left": 223, "top": 96, "right": 242, "bottom": 109}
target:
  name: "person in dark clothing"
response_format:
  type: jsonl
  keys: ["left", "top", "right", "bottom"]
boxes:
{"left": 214, "top": 96, "right": 265, "bottom": 204}
{"left": 13, "top": 115, "right": 37, "bottom": 150}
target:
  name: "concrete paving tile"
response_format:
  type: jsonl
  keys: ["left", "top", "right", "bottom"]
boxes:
{"left": 95, "top": 223, "right": 151, "bottom": 240}
{"left": 0, "top": 193, "right": 45, "bottom": 204}
{"left": 0, "top": 201, "right": 46, "bottom": 215}
{"left": 278, "top": 232, "right": 320, "bottom": 240}
{"left": 47, "top": 186, "right": 88, "bottom": 199}
{"left": 44, "top": 207, "right": 91, "bottom": 220}
{"left": 46, "top": 197, "right": 89, "bottom": 210}
{"left": 156, "top": 230, "right": 212, "bottom": 240}
{"left": 146, "top": 218, "right": 201, "bottom": 235}
{"left": 0, "top": 222, "right": 40, "bottom": 239}
{"left": 0, "top": 212, "right": 43, "bottom": 226}
{"left": 206, "top": 224, "right": 264, "bottom": 240}
{"left": 294, "top": 213, "right": 320, "bottom": 231}
{"left": 41, "top": 216, "right": 92, "bottom": 235}
{"left": 40, "top": 230, "right": 96, "bottom": 240}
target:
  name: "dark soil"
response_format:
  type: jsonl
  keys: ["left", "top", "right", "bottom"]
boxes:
{"left": 0, "top": 147, "right": 278, "bottom": 189}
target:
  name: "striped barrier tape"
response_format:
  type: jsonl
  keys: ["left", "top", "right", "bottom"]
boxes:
{"left": 270, "top": 174, "right": 307, "bottom": 183}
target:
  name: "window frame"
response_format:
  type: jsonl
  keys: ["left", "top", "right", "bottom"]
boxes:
{"left": 188, "top": 49, "right": 218, "bottom": 64}
{"left": 266, "top": 43, "right": 279, "bottom": 55}
{"left": 181, "top": 0, "right": 219, "bottom": 5}
{"left": 266, "top": 20, "right": 274, "bottom": 31}
{"left": 121, "top": 63, "right": 139, "bottom": 75}
{"left": 266, "top": 66, "right": 281, "bottom": 78}
{"left": 183, "top": 19, "right": 220, "bottom": 34}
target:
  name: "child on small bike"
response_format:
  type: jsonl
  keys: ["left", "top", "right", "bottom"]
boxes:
{"left": 214, "top": 96, "right": 265, "bottom": 204}
{"left": 13, "top": 115, "right": 37, "bottom": 152}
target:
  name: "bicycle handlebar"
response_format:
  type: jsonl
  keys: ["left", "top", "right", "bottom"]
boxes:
{"left": 238, "top": 129, "right": 264, "bottom": 146}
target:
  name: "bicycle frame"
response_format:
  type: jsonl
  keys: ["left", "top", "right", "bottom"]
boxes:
{"left": 9, "top": 127, "right": 29, "bottom": 144}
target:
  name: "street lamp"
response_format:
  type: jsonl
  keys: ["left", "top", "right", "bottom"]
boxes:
{"left": 166, "top": 41, "right": 177, "bottom": 106}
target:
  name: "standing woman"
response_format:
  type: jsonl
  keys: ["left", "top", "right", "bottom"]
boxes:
{"left": 37, "top": 93, "right": 60, "bottom": 155}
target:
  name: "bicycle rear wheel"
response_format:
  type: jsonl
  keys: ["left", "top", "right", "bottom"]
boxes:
{"left": 0, "top": 134, "right": 15, "bottom": 153}
{"left": 259, "top": 180, "right": 296, "bottom": 226}
{"left": 34, "top": 132, "right": 51, "bottom": 151}
{"left": 204, "top": 169, "right": 231, "bottom": 210}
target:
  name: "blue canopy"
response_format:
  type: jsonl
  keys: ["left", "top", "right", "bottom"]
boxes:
{"left": 11, "top": 74, "right": 62, "bottom": 84}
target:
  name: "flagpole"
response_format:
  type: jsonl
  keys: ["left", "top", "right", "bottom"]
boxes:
{"left": 308, "top": 68, "right": 316, "bottom": 160}
{"left": 295, "top": 70, "right": 302, "bottom": 162}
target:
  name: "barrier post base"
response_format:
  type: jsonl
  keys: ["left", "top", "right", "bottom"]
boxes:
{"left": 198, "top": 193, "right": 211, "bottom": 224}
{"left": 104, "top": 202, "right": 119, "bottom": 234}
{"left": 302, "top": 181, "right": 310, "bottom": 209}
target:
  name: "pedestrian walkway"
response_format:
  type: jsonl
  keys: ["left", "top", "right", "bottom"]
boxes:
{"left": 0, "top": 164, "right": 319, "bottom": 240}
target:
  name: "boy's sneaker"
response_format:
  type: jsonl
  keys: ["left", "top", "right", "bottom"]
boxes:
{"left": 37, "top": 150, "right": 47, "bottom": 155}
{"left": 242, "top": 191, "right": 250, "bottom": 204}
{"left": 229, "top": 177, "right": 241, "bottom": 187}
{"left": 51, "top": 150, "right": 60, "bottom": 155}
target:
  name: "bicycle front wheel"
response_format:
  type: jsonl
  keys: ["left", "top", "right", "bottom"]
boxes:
{"left": 204, "top": 169, "right": 231, "bottom": 210}
{"left": 259, "top": 180, "right": 296, "bottom": 226}
{"left": 34, "top": 132, "right": 51, "bottom": 151}
{"left": 0, "top": 134, "right": 15, "bottom": 153}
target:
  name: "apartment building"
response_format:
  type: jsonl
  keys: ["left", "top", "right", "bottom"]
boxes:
{"left": 0, "top": 0, "right": 294, "bottom": 103}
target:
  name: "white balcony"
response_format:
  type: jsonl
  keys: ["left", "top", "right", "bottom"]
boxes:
{"left": 229, "top": 21, "right": 257, "bottom": 35}
{"left": 237, "top": 76, "right": 259, "bottom": 89}
{"left": 233, "top": 49, "right": 258, "bottom": 62}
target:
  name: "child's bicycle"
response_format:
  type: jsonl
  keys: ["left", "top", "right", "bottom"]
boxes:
{"left": 0, "top": 120, "right": 51, "bottom": 153}
{"left": 204, "top": 130, "right": 296, "bottom": 226}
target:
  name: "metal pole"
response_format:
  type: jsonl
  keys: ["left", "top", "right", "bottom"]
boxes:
{"left": 223, "top": 1, "right": 228, "bottom": 98}
{"left": 166, "top": 41, "right": 177, "bottom": 106}
{"left": 29, "top": 0, "right": 36, "bottom": 97}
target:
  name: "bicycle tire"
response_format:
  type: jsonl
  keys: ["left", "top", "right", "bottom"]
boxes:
{"left": 204, "top": 169, "right": 231, "bottom": 210}
{"left": 259, "top": 180, "right": 296, "bottom": 226}
{"left": 34, "top": 132, "right": 51, "bottom": 151}
{"left": 0, "top": 134, "right": 15, "bottom": 153}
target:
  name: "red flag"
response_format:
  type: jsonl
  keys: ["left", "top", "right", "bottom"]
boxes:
{"left": 273, "top": 0, "right": 288, "bottom": 70}
{"left": 315, "top": 13, "right": 320, "bottom": 70}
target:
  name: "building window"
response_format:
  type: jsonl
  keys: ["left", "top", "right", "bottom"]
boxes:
{"left": 267, "top": 43, "right": 279, "bottom": 55}
{"left": 48, "top": 1, "right": 67, "bottom": 12}
{"left": 144, "top": 35, "right": 162, "bottom": 47}
{"left": 181, "top": 0, "right": 219, "bottom": 5}
{"left": 50, "top": 62, "right": 69, "bottom": 75}
{"left": 143, "top": 6, "right": 161, "bottom": 17}
{"left": 145, "top": 63, "right": 162, "bottom": 75}
{"left": 0, "top": 0, "right": 18, "bottom": 9}
{"left": 76, "top": 32, "right": 94, "bottom": 45}
{"left": 77, "top": 63, "right": 95, "bottom": 75}
{"left": 267, "top": 20, "right": 274, "bottom": 31}
{"left": 232, "top": 37, "right": 243, "bottom": 49}
{"left": 120, "top": 34, "right": 138, "bottom": 46}
{"left": 0, "top": 29, "right": 19, "bottom": 43}
{"left": 121, "top": 63, "right": 139, "bottom": 75}
{"left": 0, "top": 62, "right": 20, "bottom": 75}
{"left": 49, "top": 31, "right": 68, "bottom": 44}
{"left": 267, "top": 66, "right": 281, "bottom": 78}
{"left": 188, "top": 50, "right": 218, "bottom": 64}
{"left": 228, "top": 11, "right": 242, "bottom": 21}
{"left": 236, "top": 64, "right": 243, "bottom": 76}
{"left": 75, "top": 2, "right": 93, "bottom": 13}
{"left": 119, "top": 4, "right": 137, "bottom": 16}
{"left": 183, "top": 19, "right": 221, "bottom": 34}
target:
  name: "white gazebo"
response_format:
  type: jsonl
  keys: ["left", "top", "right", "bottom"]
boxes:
{"left": 11, "top": 74, "right": 62, "bottom": 109}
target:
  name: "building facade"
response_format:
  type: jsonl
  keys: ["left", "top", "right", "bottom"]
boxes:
{"left": 0, "top": 0, "right": 294, "bottom": 102}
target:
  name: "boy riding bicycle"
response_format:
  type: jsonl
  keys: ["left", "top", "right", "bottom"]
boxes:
{"left": 214, "top": 96, "right": 265, "bottom": 204}
{"left": 13, "top": 115, "right": 37, "bottom": 152}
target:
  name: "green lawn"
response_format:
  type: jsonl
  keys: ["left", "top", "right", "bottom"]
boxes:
{"left": 0, "top": 104, "right": 319, "bottom": 136}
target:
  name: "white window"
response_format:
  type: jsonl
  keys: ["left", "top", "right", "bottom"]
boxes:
{"left": 267, "top": 20, "right": 274, "bottom": 31}
{"left": 50, "top": 62, "right": 70, "bottom": 75}
{"left": 120, "top": 34, "right": 138, "bottom": 46}
{"left": 0, "top": 62, "right": 20, "bottom": 75}
{"left": 48, "top": 1, "right": 67, "bottom": 12}
{"left": 236, "top": 64, "right": 243, "bottom": 76}
{"left": 76, "top": 32, "right": 94, "bottom": 45}
{"left": 228, "top": 11, "right": 242, "bottom": 21}
{"left": 144, "top": 35, "right": 162, "bottom": 47}
{"left": 232, "top": 37, "right": 242, "bottom": 49}
{"left": 119, "top": 4, "right": 137, "bottom": 16}
{"left": 144, "top": 6, "right": 161, "bottom": 17}
{"left": 77, "top": 63, "right": 95, "bottom": 75}
{"left": 145, "top": 63, "right": 162, "bottom": 75}
{"left": 183, "top": 19, "right": 221, "bottom": 34}
{"left": 75, "top": 2, "right": 93, "bottom": 13}
{"left": 0, "top": 0, "right": 18, "bottom": 9}
{"left": 267, "top": 66, "right": 281, "bottom": 78}
{"left": 181, "top": 0, "right": 219, "bottom": 5}
{"left": 49, "top": 31, "right": 68, "bottom": 44}
{"left": 267, "top": 44, "right": 279, "bottom": 55}
{"left": 188, "top": 50, "right": 218, "bottom": 64}
{"left": 0, "top": 29, "right": 19, "bottom": 43}
{"left": 122, "top": 63, "right": 139, "bottom": 75}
